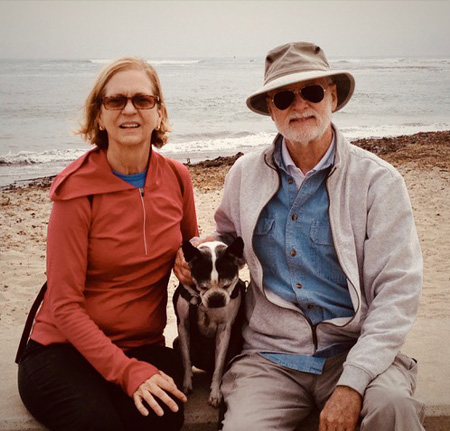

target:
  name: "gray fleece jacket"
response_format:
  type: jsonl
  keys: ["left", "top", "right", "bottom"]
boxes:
{"left": 214, "top": 125, "right": 423, "bottom": 396}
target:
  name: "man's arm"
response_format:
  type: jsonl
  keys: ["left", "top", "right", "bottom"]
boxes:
{"left": 337, "top": 171, "right": 422, "bottom": 395}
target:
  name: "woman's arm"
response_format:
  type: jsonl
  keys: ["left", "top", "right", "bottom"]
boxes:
{"left": 46, "top": 197, "right": 159, "bottom": 397}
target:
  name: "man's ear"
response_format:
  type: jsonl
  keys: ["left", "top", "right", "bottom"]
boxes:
{"left": 330, "top": 83, "right": 338, "bottom": 113}
{"left": 267, "top": 97, "right": 275, "bottom": 121}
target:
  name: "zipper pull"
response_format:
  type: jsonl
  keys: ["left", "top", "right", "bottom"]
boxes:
{"left": 139, "top": 187, "right": 144, "bottom": 197}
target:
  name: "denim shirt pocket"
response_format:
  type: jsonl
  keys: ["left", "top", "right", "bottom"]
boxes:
{"left": 254, "top": 218, "right": 275, "bottom": 236}
{"left": 253, "top": 217, "right": 278, "bottom": 262}
{"left": 310, "top": 219, "right": 333, "bottom": 246}
{"left": 309, "top": 219, "right": 347, "bottom": 285}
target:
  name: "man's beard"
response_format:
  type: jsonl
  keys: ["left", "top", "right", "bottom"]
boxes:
{"left": 278, "top": 110, "right": 331, "bottom": 145}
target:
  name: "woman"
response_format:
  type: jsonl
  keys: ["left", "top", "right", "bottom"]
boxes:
{"left": 18, "top": 57, "right": 198, "bottom": 431}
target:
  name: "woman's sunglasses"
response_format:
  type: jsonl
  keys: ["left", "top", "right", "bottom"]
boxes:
{"left": 271, "top": 84, "right": 328, "bottom": 110}
{"left": 102, "top": 94, "right": 160, "bottom": 111}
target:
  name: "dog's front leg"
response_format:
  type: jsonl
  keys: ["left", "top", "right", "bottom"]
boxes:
{"left": 177, "top": 300, "right": 193, "bottom": 394}
{"left": 209, "top": 324, "right": 232, "bottom": 407}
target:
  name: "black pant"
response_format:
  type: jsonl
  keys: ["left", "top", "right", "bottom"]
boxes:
{"left": 18, "top": 340, "right": 184, "bottom": 431}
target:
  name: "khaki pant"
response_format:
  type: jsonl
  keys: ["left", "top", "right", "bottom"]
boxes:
{"left": 221, "top": 352, "right": 425, "bottom": 431}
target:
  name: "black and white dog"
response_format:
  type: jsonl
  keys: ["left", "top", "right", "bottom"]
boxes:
{"left": 173, "top": 237, "right": 245, "bottom": 407}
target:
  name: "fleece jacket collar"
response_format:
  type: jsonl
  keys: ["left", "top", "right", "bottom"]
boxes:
{"left": 50, "top": 146, "right": 164, "bottom": 201}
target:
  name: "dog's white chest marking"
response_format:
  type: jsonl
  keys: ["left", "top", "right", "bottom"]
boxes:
{"left": 198, "top": 306, "right": 233, "bottom": 337}
{"left": 200, "top": 311, "right": 211, "bottom": 330}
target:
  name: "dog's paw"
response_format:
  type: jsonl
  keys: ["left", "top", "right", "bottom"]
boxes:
{"left": 182, "top": 374, "right": 193, "bottom": 394}
{"left": 208, "top": 388, "right": 222, "bottom": 408}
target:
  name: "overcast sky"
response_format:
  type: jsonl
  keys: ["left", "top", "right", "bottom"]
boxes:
{"left": 1, "top": 1, "right": 449, "bottom": 60}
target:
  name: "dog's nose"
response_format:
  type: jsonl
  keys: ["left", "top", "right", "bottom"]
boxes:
{"left": 207, "top": 293, "right": 226, "bottom": 308}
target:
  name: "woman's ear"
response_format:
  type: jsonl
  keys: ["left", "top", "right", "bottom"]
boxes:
{"left": 97, "top": 111, "right": 105, "bottom": 131}
{"left": 157, "top": 108, "right": 162, "bottom": 129}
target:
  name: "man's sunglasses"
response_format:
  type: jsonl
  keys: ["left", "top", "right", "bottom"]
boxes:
{"left": 271, "top": 84, "right": 328, "bottom": 110}
{"left": 102, "top": 94, "right": 160, "bottom": 111}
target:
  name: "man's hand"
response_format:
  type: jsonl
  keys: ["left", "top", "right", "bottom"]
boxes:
{"left": 173, "top": 247, "right": 193, "bottom": 285}
{"left": 173, "top": 236, "right": 216, "bottom": 285}
{"left": 133, "top": 371, "right": 187, "bottom": 417}
{"left": 319, "top": 386, "right": 362, "bottom": 431}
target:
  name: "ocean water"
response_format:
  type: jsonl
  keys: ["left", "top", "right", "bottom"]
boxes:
{"left": 0, "top": 56, "right": 449, "bottom": 187}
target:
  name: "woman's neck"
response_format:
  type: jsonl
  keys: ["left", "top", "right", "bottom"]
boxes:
{"left": 106, "top": 144, "right": 151, "bottom": 175}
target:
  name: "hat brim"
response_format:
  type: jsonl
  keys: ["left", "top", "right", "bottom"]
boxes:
{"left": 246, "top": 70, "right": 355, "bottom": 116}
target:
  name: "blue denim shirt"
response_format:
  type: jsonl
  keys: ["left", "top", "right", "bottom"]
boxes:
{"left": 254, "top": 137, "right": 354, "bottom": 374}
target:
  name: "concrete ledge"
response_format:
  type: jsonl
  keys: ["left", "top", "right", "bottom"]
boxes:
{"left": 3, "top": 367, "right": 449, "bottom": 431}
{"left": 183, "top": 371, "right": 219, "bottom": 431}
{"left": 2, "top": 327, "right": 449, "bottom": 431}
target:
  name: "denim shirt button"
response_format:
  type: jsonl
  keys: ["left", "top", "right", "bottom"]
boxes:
{"left": 290, "top": 249, "right": 297, "bottom": 257}
{"left": 296, "top": 283, "right": 303, "bottom": 289}
{"left": 288, "top": 177, "right": 294, "bottom": 184}
{"left": 291, "top": 213, "right": 298, "bottom": 221}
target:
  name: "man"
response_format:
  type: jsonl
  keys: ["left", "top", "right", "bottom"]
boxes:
{"left": 176, "top": 42, "right": 424, "bottom": 431}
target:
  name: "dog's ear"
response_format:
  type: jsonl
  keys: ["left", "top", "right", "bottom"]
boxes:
{"left": 182, "top": 241, "right": 201, "bottom": 263}
{"left": 226, "top": 237, "right": 244, "bottom": 262}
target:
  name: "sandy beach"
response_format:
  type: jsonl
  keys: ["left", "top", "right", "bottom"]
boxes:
{"left": 1, "top": 131, "right": 449, "bottom": 340}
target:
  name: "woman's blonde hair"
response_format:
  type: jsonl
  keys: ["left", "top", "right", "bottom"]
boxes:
{"left": 77, "top": 57, "right": 171, "bottom": 149}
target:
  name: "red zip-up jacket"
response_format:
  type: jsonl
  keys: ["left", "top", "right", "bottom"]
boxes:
{"left": 31, "top": 147, "right": 198, "bottom": 396}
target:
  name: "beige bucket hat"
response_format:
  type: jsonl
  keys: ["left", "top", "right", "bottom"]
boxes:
{"left": 247, "top": 41, "right": 355, "bottom": 116}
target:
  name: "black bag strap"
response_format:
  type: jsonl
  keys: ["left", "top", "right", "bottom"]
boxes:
{"left": 15, "top": 281, "right": 47, "bottom": 364}
{"left": 15, "top": 194, "right": 94, "bottom": 365}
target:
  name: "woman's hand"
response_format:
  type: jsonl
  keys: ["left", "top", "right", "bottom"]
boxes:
{"left": 173, "top": 236, "right": 216, "bottom": 285}
{"left": 133, "top": 371, "right": 187, "bottom": 417}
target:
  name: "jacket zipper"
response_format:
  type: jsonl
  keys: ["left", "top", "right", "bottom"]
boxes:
{"left": 304, "top": 315, "right": 318, "bottom": 351}
{"left": 322, "top": 175, "right": 361, "bottom": 332}
{"left": 139, "top": 188, "right": 148, "bottom": 255}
